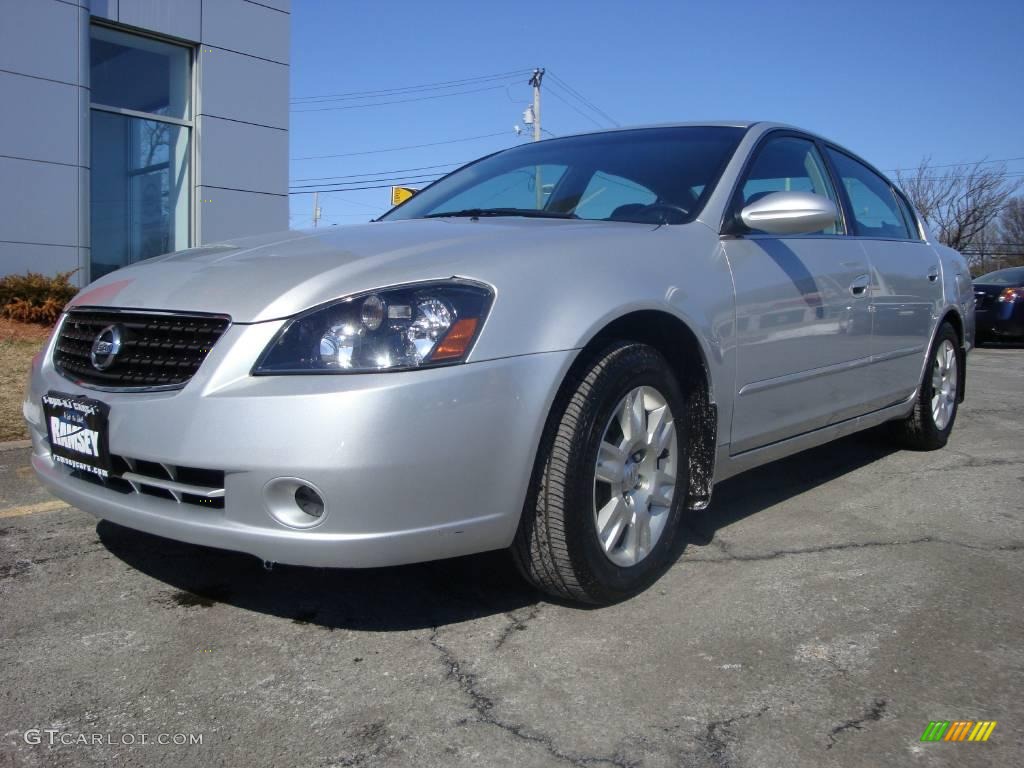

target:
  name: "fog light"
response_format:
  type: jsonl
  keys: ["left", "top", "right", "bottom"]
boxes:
{"left": 294, "top": 485, "right": 324, "bottom": 518}
{"left": 264, "top": 477, "right": 328, "bottom": 529}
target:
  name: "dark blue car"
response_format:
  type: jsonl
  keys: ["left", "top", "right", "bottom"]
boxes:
{"left": 974, "top": 266, "right": 1024, "bottom": 343}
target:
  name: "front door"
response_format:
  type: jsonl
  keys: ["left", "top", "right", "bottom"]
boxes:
{"left": 724, "top": 135, "right": 873, "bottom": 454}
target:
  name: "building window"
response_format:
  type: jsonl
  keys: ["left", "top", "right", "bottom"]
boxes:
{"left": 89, "top": 25, "right": 192, "bottom": 280}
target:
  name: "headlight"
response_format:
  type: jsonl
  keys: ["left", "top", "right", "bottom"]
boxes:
{"left": 253, "top": 280, "right": 493, "bottom": 374}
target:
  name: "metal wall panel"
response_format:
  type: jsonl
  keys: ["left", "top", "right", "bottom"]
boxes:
{"left": 0, "top": 157, "right": 80, "bottom": 248}
{"left": 117, "top": 0, "right": 201, "bottom": 41}
{"left": 201, "top": 0, "right": 289, "bottom": 63}
{"left": 0, "top": 0, "right": 82, "bottom": 84}
{"left": 198, "top": 46, "right": 288, "bottom": 129}
{"left": 0, "top": 242, "right": 82, "bottom": 280}
{"left": 197, "top": 116, "right": 288, "bottom": 194}
{"left": 196, "top": 186, "right": 287, "bottom": 243}
{"left": 0, "top": 72, "right": 81, "bottom": 166}
{"left": 89, "top": 0, "right": 119, "bottom": 21}
{"left": 247, "top": 0, "right": 289, "bottom": 12}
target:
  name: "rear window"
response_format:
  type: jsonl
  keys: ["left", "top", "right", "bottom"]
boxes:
{"left": 975, "top": 267, "right": 1024, "bottom": 285}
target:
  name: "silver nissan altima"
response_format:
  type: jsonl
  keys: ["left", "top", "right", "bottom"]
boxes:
{"left": 25, "top": 122, "right": 974, "bottom": 605}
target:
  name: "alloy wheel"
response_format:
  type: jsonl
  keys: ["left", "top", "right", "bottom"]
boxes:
{"left": 593, "top": 386, "right": 679, "bottom": 567}
{"left": 931, "top": 339, "right": 958, "bottom": 430}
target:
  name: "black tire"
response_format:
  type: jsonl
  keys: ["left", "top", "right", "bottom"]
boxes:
{"left": 890, "top": 322, "right": 961, "bottom": 450}
{"left": 512, "top": 341, "right": 689, "bottom": 605}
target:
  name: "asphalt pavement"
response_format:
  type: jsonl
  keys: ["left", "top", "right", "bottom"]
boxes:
{"left": 1, "top": 346, "right": 1022, "bottom": 768}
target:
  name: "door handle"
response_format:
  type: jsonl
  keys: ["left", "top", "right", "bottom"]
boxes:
{"left": 927, "top": 266, "right": 940, "bottom": 282}
{"left": 849, "top": 274, "right": 870, "bottom": 297}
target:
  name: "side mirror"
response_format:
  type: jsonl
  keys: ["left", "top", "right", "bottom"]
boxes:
{"left": 739, "top": 191, "right": 838, "bottom": 235}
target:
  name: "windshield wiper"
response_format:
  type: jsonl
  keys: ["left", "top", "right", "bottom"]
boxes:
{"left": 423, "top": 207, "right": 577, "bottom": 220}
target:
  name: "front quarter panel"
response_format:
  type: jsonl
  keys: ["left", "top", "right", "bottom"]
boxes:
{"left": 466, "top": 221, "right": 736, "bottom": 443}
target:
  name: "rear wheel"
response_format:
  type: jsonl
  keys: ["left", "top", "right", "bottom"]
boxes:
{"left": 890, "top": 323, "right": 961, "bottom": 450}
{"left": 512, "top": 342, "right": 689, "bottom": 605}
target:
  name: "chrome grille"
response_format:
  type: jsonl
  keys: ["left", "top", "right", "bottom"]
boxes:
{"left": 54, "top": 309, "right": 230, "bottom": 389}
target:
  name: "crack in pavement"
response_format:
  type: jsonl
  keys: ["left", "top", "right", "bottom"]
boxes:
{"left": 428, "top": 627, "right": 637, "bottom": 768}
{"left": 825, "top": 698, "right": 887, "bottom": 750}
{"left": 680, "top": 536, "right": 1024, "bottom": 565}
{"left": 686, "top": 706, "right": 771, "bottom": 768}
{"left": 494, "top": 605, "right": 541, "bottom": 650}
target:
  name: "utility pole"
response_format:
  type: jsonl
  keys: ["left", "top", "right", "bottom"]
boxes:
{"left": 529, "top": 68, "right": 545, "bottom": 208}
{"left": 312, "top": 191, "right": 321, "bottom": 228}
{"left": 529, "top": 68, "right": 544, "bottom": 142}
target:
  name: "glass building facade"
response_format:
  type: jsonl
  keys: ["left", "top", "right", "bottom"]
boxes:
{"left": 0, "top": 0, "right": 289, "bottom": 287}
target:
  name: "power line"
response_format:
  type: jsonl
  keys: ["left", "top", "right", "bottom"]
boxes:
{"left": 545, "top": 82, "right": 605, "bottom": 129}
{"left": 290, "top": 172, "right": 444, "bottom": 190}
{"left": 310, "top": 194, "right": 383, "bottom": 211}
{"left": 292, "top": 161, "right": 466, "bottom": 183}
{"left": 291, "top": 131, "right": 511, "bottom": 161}
{"left": 885, "top": 156, "right": 1024, "bottom": 173}
{"left": 899, "top": 172, "right": 1024, "bottom": 181}
{"left": 546, "top": 71, "right": 620, "bottom": 127}
{"left": 291, "top": 84, "right": 510, "bottom": 113}
{"left": 291, "top": 69, "right": 532, "bottom": 103}
{"left": 289, "top": 180, "right": 443, "bottom": 196}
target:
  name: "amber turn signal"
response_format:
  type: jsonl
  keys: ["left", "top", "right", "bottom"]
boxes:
{"left": 432, "top": 318, "right": 479, "bottom": 361}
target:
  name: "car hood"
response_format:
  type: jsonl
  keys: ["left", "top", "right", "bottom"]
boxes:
{"left": 69, "top": 218, "right": 662, "bottom": 323}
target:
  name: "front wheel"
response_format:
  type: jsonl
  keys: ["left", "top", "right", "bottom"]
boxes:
{"left": 512, "top": 342, "right": 689, "bottom": 605}
{"left": 890, "top": 323, "right": 962, "bottom": 450}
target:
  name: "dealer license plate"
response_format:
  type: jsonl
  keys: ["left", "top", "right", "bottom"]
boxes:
{"left": 42, "top": 392, "right": 111, "bottom": 479}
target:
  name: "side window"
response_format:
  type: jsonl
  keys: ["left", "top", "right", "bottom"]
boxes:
{"left": 740, "top": 136, "right": 842, "bottom": 234}
{"left": 574, "top": 172, "right": 657, "bottom": 219}
{"left": 825, "top": 149, "right": 913, "bottom": 239}
{"left": 893, "top": 190, "right": 921, "bottom": 240}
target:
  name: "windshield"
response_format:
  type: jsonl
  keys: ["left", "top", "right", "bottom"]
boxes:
{"left": 381, "top": 126, "right": 746, "bottom": 225}
{"left": 975, "top": 267, "right": 1024, "bottom": 285}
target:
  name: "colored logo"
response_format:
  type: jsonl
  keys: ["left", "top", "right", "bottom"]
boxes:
{"left": 920, "top": 721, "right": 997, "bottom": 742}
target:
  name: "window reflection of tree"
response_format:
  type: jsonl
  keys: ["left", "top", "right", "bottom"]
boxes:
{"left": 129, "top": 120, "right": 172, "bottom": 262}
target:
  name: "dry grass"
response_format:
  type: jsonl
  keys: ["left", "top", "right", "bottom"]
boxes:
{"left": 0, "top": 320, "right": 52, "bottom": 441}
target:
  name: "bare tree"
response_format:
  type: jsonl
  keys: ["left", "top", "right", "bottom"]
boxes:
{"left": 896, "top": 158, "right": 1020, "bottom": 252}
{"left": 961, "top": 224, "right": 1003, "bottom": 276}
{"left": 999, "top": 197, "right": 1024, "bottom": 246}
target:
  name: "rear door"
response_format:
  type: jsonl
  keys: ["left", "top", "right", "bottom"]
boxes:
{"left": 723, "top": 134, "right": 873, "bottom": 454}
{"left": 824, "top": 147, "right": 943, "bottom": 410}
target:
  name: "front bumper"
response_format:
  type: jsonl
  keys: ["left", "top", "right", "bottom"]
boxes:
{"left": 25, "top": 320, "right": 573, "bottom": 567}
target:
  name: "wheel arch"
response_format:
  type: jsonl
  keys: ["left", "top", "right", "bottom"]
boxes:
{"left": 565, "top": 309, "right": 718, "bottom": 509}
{"left": 938, "top": 306, "right": 967, "bottom": 403}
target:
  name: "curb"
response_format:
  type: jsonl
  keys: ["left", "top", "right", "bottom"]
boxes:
{"left": 0, "top": 439, "right": 32, "bottom": 452}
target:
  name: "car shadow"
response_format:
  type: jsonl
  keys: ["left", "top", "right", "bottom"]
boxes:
{"left": 97, "top": 430, "right": 899, "bottom": 628}
{"left": 97, "top": 520, "right": 538, "bottom": 631}
{"left": 678, "top": 429, "right": 899, "bottom": 547}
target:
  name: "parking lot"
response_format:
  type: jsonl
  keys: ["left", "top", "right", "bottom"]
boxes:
{"left": 1, "top": 346, "right": 1021, "bottom": 768}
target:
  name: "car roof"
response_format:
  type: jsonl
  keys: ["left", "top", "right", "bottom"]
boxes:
{"left": 544, "top": 122, "right": 903, "bottom": 187}
{"left": 542, "top": 121, "right": 833, "bottom": 143}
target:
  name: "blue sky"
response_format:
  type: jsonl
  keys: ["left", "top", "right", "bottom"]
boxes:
{"left": 288, "top": 0, "right": 1024, "bottom": 228}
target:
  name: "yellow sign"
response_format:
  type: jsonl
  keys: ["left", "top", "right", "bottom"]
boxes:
{"left": 391, "top": 186, "right": 417, "bottom": 206}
